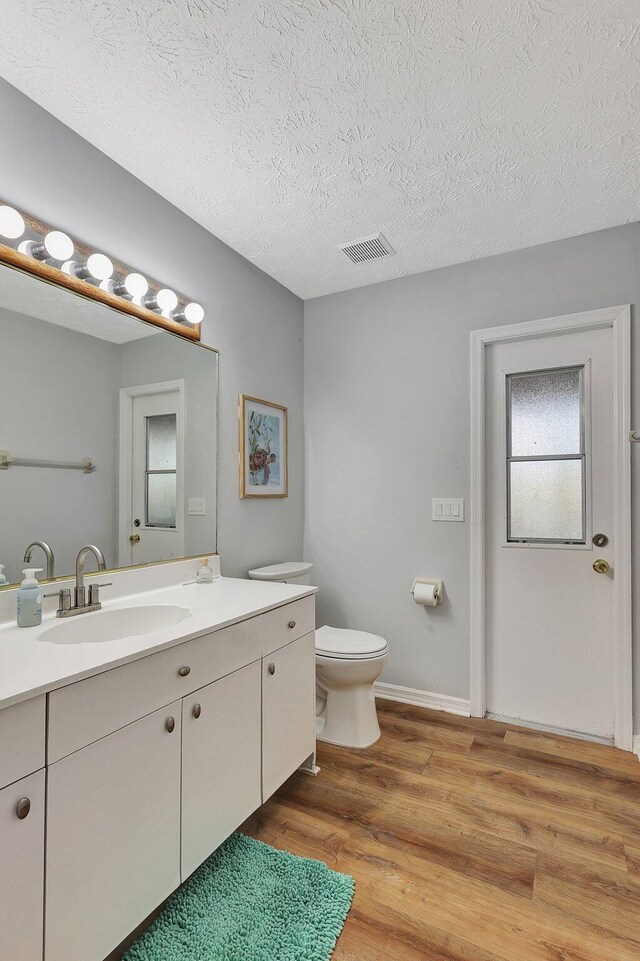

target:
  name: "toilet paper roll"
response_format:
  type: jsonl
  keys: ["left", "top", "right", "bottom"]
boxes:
{"left": 412, "top": 582, "right": 439, "bottom": 607}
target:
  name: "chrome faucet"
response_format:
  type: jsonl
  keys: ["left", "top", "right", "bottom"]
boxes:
{"left": 23, "top": 541, "right": 55, "bottom": 579}
{"left": 74, "top": 544, "right": 107, "bottom": 609}
{"left": 46, "top": 544, "right": 111, "bottom": 618}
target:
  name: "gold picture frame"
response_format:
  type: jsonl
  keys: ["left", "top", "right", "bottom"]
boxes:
{"left": 239, "top": 394, "right": 288, "bottom": 498}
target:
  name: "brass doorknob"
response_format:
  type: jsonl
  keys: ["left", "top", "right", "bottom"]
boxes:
{"left": 593, "top": 559, "right": 610, "bottom": 574}
{"left": 129, "top": 533, "right": 141, "bottom": 544}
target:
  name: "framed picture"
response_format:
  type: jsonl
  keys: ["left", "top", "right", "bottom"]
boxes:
{"left": 239, "top": 394, "right": 288, "bottom": 498}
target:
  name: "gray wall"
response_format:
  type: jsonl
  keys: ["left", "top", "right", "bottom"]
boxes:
{"left": 0, "top": 310, "right": 119, "bottom": 582}
{"left": 304, "top": 224, "right": 640, "bottom": 726}
{"left": 0, "top": 78, "right": 304, "bottom": 578}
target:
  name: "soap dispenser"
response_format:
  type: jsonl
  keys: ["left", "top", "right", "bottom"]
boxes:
{"left": 0, "top": 564, "right": 6, "bottom": 586}
{"left": 17, "top": 568, "right": 43, "bottom": 627}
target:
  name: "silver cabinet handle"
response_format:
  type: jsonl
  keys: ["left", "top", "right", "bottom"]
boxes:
{"left": 268, "top": 662, "right": 276, "bottom": 676}
{"left": 16, "top": 797, "right": 31, "bottom": 820}
{"left": 192, "top": 703, "right": 201, "bottom": 719}
{"left": 166, "top": 717, "right": 176, "bottom": 733}
{"left": 288, "top": 620, "right": 296, "bottom": 629}
{"left": 178, "top": 666, "right": 191, "bottom": 677}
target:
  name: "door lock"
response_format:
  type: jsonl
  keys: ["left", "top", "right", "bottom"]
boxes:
{"left": 592, "top": 533, "right": 608, "bottom": 547}
{"left": 592, "top": 558, "right": 610, "bottom": 575}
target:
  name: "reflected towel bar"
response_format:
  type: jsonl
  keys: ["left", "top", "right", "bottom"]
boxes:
{"left": 0, "top": 450, "right": 95, "bottom": 472}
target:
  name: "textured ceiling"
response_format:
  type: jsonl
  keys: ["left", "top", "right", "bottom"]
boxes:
{"left": 1, "top": 1, "right": 639, "bottom": 299}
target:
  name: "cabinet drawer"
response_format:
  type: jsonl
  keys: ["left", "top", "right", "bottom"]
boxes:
{"left": 0, "top": 696, "right": 46, "bottom": 789}
{"left": 48, "top": 596, "right": 315, "bottom": 762}
{"left": 261, "top": 596, "right": 315, "bottom": 655}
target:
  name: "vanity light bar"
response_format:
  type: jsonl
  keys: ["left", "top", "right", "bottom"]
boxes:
{"left": 0, "top": 202, "right": 204, "bottom": 330}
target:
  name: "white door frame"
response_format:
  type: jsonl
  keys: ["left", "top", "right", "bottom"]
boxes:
{"left": 118, "top": 380, "right": 185, "bottom": 567}
{"left": 469, "top": 306, "right": 632, "bottom": 750}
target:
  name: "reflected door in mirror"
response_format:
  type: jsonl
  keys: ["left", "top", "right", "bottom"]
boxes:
{"left": 121, "top": 384, "right": 184, "bottom": 566}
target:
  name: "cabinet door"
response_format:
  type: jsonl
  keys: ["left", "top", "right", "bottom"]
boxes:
{"left": 46, "top": 702, "right": 182, "bottom": 961}
{"left": 182, "top": 661, "right": 261, "bottom": 879}
{"left": 262, "top": 632, "right": 316, "bottom": 801}
{"left": 0, "top": 769, "right": 45, "bottom": 961}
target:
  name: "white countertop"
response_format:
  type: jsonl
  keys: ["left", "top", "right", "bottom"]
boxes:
{"left": 0, "top": 576, "right": 317, "bottom": 711}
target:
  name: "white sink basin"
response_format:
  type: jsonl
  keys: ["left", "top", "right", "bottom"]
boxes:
{"left": 39, "top": 605, "right": 192, "bottom": 645}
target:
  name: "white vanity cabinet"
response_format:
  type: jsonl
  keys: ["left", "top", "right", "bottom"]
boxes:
{"left": 0, "top": 769, "right": 46, "bottom": 961}
{"left": 45, "top": 701, "right": 183, "bottom": 961}
{"left": 1, "top": 590, "right": 315, "bottom": 961}
{"left": 181, "top": 660, "right": 262, "bottom": 879}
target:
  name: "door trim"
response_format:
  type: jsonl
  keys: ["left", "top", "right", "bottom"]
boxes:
{"left": 469, "top": 306, "right": 632, "bottom": 750}
{"left": 118, "top": 380, "right": 185, "bottom": 567}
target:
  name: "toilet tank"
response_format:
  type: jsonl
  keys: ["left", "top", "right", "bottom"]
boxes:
{"left": 247, "top": 561, "right": 313, "bottom": 585}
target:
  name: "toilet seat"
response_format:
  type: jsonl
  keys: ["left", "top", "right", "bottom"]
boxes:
{"left": 315, "top": 625, "right": 388, "bottom": 660}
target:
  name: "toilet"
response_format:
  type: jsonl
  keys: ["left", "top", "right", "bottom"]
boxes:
{"left": 247, "top": 562, "right": 388, "bottom": 749}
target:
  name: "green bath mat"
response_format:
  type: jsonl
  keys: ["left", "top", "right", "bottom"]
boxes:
{"left": 123, "top": 832, "right": 355, "bottom": 961}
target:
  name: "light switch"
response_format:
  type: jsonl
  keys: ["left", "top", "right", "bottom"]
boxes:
{"left": 432, "top": 498, "right": 464, "bottom": 522}
{"left": 188, "top": 498, "right": 206, "bottom": 516}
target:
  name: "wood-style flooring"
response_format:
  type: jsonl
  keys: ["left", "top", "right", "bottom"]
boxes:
{"left": 107, "top": 700, "right": 640, "bottom": 960}
{"left": 244, "top": 700, "right": 640, "bottom": 961}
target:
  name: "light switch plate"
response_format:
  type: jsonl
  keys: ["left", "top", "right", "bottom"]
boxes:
{"left": 432, "top": 498, "right": 464, "bottom": 521}
{"left": 188, "top": 497, "right": 206, "bottom": 516}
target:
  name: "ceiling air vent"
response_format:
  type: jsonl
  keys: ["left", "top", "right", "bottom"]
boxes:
{"left": 338, "top": 233, "right": 395, "bottom": 264}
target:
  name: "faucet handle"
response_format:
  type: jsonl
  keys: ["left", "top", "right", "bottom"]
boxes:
{"left": 88, "top": 582, "right": 113, "bottom": 606}
{"left": 44, "top": 589, "right": 71, "bottom": 613}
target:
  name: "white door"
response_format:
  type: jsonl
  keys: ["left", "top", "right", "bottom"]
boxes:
{"left": 120, "top": 385, "right": 184, "bottom": 565}
{"left": 0, "top": 770, "right": 45, "bottom": 961}
{"left": 262, "top": 633, "right": 316, "bottom": 801}
{"left": 181, "top": 661, "right": 262, "bottom": 880}
{"left": 485, "top": 325, "right": 615, "bottom": 739}
{"left": 46, "top": 702, "right": 182, "bottom": 961}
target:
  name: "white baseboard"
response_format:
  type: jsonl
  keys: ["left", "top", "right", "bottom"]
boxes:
{"left": 633, "top": 735, "right": 640, "bottom": 761}
{"left": 374, "top": 681, "right": 471, "bottom": 717}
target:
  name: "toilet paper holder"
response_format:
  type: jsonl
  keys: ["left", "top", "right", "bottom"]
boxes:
{"left": 411, "top": 578, "right": 444, "bottom": 605}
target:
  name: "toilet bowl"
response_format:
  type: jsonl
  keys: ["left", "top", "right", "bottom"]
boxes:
{"left": 247, "top": 562, "right": 388, "bottom": 750}
{"left": 315, "top": 626, "right": 388, "bottom": 749}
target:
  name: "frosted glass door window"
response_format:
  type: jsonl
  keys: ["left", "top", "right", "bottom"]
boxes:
{"left": 145, "top": 414, "right": 177, "bottom": 528}
{"left": 506, "top": 367, "right": 585, "bottom": 543}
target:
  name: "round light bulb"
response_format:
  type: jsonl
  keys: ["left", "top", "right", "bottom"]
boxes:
{"left": 123, "top": 272, "right": 148, "bottom": 298}
{"left": 173, "top": 301, "right": 204, "bottom": 325}
{"left": 184, "top": 302, "right": 204, "bottom": 324}
{"left": 0, "top": 205, "right": 25, "bottom": 240}
{"left": 156, "top": 288, "right": 178, "bottom": 314}
{"left": 43, "top": 230, "right": 74, "bottom": 261}
{"left": 85, "top": 253, "right": 113, "bottom": 281}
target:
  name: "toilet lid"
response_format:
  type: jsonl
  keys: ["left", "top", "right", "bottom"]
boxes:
{"left": 248, "top": 561, "right": 313, "bottom": 581}
{"left": 315, "top": 625, "right": 388, "bottom": 659}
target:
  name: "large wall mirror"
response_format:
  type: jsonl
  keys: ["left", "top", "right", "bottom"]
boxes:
{"left": 0, "top": 263, "right": 217, "bottom": 588}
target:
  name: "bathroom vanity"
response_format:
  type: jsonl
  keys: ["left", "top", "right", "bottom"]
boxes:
{"left": 0, "top": 561, "right": 316, "bottom": 961}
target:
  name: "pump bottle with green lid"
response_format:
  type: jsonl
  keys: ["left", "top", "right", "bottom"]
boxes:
{"left": 17, "top": 568, "right": 43, "bottom": 627}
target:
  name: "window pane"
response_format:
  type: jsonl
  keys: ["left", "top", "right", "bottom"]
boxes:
{"left": 509, "top": 368, "right": 582, "bottom": 456}
{"left": 146, "top": 414, "right": 176, "bottom": 470}
{"left": 509, "top": 459, "right": 583, "bottom": 541}
{"left": 146, "top": 473, "right": 177, "bottom": 528}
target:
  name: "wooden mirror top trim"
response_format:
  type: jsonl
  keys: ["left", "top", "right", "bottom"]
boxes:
{"left": 0, "top": 241, "right": 202, "bottom": 343}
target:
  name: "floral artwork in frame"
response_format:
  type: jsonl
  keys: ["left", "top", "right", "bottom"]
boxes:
{"left": 239, "top": 395, "right": 288, "bottom": 498}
